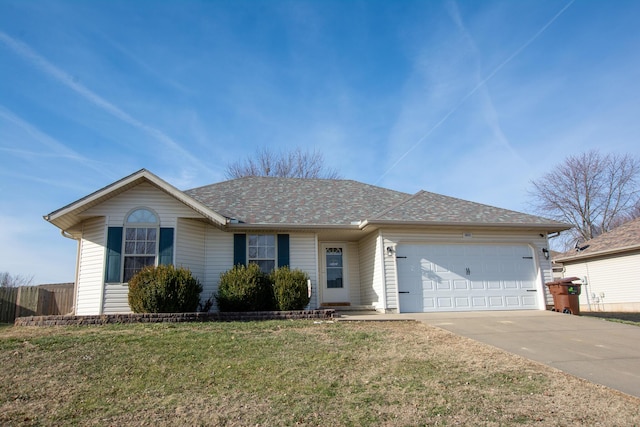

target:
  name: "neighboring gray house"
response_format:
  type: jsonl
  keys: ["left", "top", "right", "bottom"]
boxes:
{"left": 554, "top": 217, "right": 640, "bottom": 312}
{"left": 45, "top": 169, "right": 569, "bottom": 315}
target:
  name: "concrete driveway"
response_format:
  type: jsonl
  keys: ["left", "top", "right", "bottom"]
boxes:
{"left": 339, "top": 310, "right": 640, "bottom": 398}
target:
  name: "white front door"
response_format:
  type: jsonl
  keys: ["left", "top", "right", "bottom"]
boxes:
{"left": 321, "top": 244, "right": 349, "bottom": 303}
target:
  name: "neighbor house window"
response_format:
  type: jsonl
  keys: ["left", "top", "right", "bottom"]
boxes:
{"left": 123, "top": 208, "right": 159, "bottom": 282}
{"left": 248, "top": 234, "right": 276, "bottom": 272}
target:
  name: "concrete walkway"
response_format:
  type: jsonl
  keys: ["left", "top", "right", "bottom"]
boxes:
{"left": 337, "top": 310, "right": 640, "bottom": 398}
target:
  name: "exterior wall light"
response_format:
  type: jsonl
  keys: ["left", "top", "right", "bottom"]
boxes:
{"left": 386, "top": 246, "right": 394, "bottom": 257}
{"left": 542, "top": 248, "right": 550, "bottom": 260}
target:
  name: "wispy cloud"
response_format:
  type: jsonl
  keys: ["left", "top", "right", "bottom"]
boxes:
{"left": 446, "top": 0, "right": 523, "bottom": 161}
{"left": 1, "top": 105, "right": 90, "bottom": 162}
{"left": 375, "top": 0, "right": 575, "bottom": 185}
{"left": 0, "top": 30, "right": 216, "bottom": 178}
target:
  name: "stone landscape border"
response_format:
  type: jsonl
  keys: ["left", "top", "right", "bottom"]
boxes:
{"left": 14, "top": 309, "right": 336, "bottom": 326}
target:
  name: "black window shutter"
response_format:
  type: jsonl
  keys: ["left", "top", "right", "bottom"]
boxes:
{"left": 105, "top": 227, "right": 123, "bottom": 282}
{"left": 158, "top": 228, "right": 174, "bottom": 266}
{"left": 234, "top": 234, "right": 246, "bottom": 266}
{"left": 277, "top": 234, "right": 290, "bottom": 268}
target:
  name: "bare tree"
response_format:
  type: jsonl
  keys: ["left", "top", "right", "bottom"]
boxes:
{"left": 529, "top": 150, "right": 640, "bottom": 248}
{"left": 0, "top": 272, "right": 34, "bottom": 287}
{"left": 225, "top": 147, "right": 341, "bottom": 179}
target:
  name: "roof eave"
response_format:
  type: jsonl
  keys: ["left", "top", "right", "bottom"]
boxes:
{"left": 226, "top": 223, "right": 362, "bottom": 231}
{"left": 359, "top": 219, "right": 571, "bottom": 232}
{"left": 554, "top": 244, "right": 640, "bottom": 263}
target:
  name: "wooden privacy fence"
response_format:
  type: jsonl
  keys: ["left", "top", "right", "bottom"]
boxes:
{"left": 0, "top": 284, "right": 74, "bottom": 323}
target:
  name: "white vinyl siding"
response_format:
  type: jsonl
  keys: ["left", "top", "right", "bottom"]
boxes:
{"left": 358, "top": 232, "right": 385, "bottom": 310}
{"left": 563, "top": 251, "right": 640, "bottom": 311}
{"left": 76, "top": 217, "right": 106, "bottom": 315}
{"left": 347, "top": 242, "right": 361, "bottom": 306}
{"left": 204, "top": 226, "right": 234, "bottom": 307}
{"left": 102, "top": 283, "right": 132, "bottom": 314}
{"left": 383, "top": 237, "right": 398, "bottom": 311}
{"left": 533, "top": 240, "right": 555, "bottom": 308}
{"left": 176, "top": 218, "right": 206, "bottom": 285}
{"left": 290, "top": 234, "right": 318, "bottom": 309}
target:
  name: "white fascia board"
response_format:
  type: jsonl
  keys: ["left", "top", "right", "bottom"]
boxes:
{"left": 555, "top": 244, "right": 640, "bottom": 263}
{"left": 225, "top": 223, "right": 362, "bottom": 231}
{"left": 359, "top": 219, "right": 571, "bottom": 233}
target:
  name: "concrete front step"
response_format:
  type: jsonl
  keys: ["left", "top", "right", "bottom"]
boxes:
{"left": 320, "top": 304, "right": 377, "bottom": 312}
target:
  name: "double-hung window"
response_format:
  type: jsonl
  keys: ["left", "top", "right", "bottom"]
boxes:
{"left": 248, "top": 234, "right": 276, "bottom": 272}
{"left": 123, "top": 208, "right": 159, "bottom": 282}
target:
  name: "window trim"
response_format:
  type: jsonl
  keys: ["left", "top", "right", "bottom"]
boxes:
{"left": 247, "top": 234, "right": 277, "bottom": 273}
{"left": 122, "top": 207, "right": 160, "bottom": 283}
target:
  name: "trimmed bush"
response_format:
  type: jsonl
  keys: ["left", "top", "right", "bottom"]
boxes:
{"left": 271, "top": 267, "right": 311, "bottom": 311}
{"left": 216, "top": 264, "right": 275, "bottom": 312}
{"left": 128, "top": 265, "right": 203, "bottom": 313}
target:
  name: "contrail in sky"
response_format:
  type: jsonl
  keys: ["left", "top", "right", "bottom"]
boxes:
{"left": 375, "top": 0, "right": 575, "bottom": 185}
{"left": 0, "top": 31, "right": 215, "bottom": 177}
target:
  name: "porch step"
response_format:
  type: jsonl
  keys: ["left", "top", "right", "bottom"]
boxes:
{"left": 321, "top": 304, "right": 377, "bottom": 312}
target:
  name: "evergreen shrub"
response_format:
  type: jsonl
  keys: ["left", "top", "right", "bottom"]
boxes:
{"left": 216, "top": 264, "right": 275, "bottom": 312}
{"left": 128, "top": 265, "right": 202, "bottom": 313}
{"left": 270, "top": 267, "right": 311, "bottom": 311}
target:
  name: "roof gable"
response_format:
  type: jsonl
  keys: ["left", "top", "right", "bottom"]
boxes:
{"left": 45, "top": 169, "right": 227, "bottom": 231}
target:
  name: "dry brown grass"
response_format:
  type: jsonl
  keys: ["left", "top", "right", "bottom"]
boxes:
{"left": 1, "top": 320, "right": 638, "bottom": 426}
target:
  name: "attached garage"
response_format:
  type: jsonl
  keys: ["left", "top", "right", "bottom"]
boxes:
{"left": 396, "top": 243, "right": 541, "bottom": 313}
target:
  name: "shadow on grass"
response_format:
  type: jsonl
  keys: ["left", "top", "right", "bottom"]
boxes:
{"left": 582, "top": 312, "right": 640, "bottom": 326}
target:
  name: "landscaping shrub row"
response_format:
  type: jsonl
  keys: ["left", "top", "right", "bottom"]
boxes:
{"left": 127, "top": 264, "right": 311, "bottom": 314}
{"left": 216, "top": 264, "right": 311, "bottom": 312}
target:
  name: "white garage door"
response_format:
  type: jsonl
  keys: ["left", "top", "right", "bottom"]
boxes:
{"left": 396, "top": 244, "right": 540, "bottom": 313}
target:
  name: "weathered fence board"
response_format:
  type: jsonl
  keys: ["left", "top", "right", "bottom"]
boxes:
{"left": 39, "top": 284, "right": 74, "bottom": 316}
{"left": 0, "top": 287, "right": 18, "bottom": 323}
{"left": 0, "top": 284, "right": 74, "bottom": 323}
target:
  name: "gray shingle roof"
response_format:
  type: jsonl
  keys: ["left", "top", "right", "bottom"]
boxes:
{"left": 556, "top": 217, "right": 640, "bottom": 262}
{"left": 373, "top": 190, "right": 560, "bottom": 225}
{"left": 185, "top": 177, "right": 568, "bottom": 229}
{"left": 185, "top": 177, "right": 409, "bottom": 225}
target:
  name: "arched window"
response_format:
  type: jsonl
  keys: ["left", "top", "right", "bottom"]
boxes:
{"left": 123, "top": 208, "right": 159, "bottom": 282}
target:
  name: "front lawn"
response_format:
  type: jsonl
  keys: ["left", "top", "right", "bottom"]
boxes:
{"left": 583, "top": 311, "right": 640, "bottom": 327}
{"left": 1, "top": 320, "right": 638, "bottom": 426}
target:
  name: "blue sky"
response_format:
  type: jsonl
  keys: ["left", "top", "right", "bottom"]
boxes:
{"left": 1, "top": 0, "right": 639, "bottom": 284}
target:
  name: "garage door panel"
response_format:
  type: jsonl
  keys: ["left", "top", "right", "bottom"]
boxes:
{"left": 454, "top": 279, "right": 468, "bottom": 290}
{"left": 488, "top": 296, "right": 505, "bottom": 307}
{"left": 436, "top": 297, "right": 453, "bottom": 308}
{"left": 486, "top": 280, "right": 501, "bottom": 290}
{"left": 422, "top": 280, "right": 436, "bottom": 291}
{"left": 454, "top": 297, "right": 470, "bottom": 308}
{"left": 471, "top": 297, "right": 487, "bottom": 308}
{"left": 504, "top": 280, "right": 518, "bottom": 289}
{"left": 505, "top": 296, "right": 521, "bottom": 306}
{"left": 397, "top": 244, "right": 540, "bottom": 313}
{"left": 470, "top": 280, "right": 485, "bottom": 290}
{"left": 437, "top": 280, "right": 452, "bottom": 290}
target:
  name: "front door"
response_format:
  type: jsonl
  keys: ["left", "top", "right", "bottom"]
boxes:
{"left": 321, "top": 244, "right": 349, "bottom": 303}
